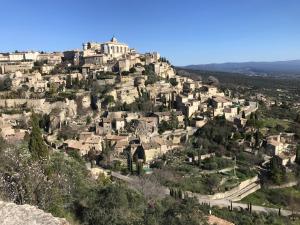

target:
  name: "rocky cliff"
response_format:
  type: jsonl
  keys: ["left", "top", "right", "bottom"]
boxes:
{"left": 0, "top": 201, "right": 69, "bottom": 225}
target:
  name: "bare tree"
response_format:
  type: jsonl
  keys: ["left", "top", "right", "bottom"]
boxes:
{"left": 131, "top": 176, "right": 168, "bottom": 201}
{"left": 207, "top": 76, "right": 219, "bottom": 86}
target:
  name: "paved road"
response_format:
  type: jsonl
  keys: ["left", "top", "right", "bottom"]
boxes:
{"left": 111, "top": 171, "right": 299, "bottom": 217}
{"left": 195, "top": 196, "right": 294, "bottom": 216}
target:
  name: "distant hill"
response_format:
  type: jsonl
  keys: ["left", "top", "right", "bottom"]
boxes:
{"left": 183, "top": 60, "right": 300, "bottom": 77}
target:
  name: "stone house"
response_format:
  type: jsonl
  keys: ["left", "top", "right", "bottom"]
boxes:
{"left": 211, "top": 96, "right": 233, "bottom": 117}
{"left": 118, "top": 58, "right": 131, "bottom": 72}
{"left": 137, "top": 117, "right": 158, "bottom": 134}
{"left": 183, "top": 81, "right": 196, "bottom": 93}
{"left": 64, "top": 140, "right": 89, "bottom": 156}
{"left": 37, "top": 52, "right": 63, "bottom": 65}
{"left": 276, "top": 152, "right": 296, "bottom": 166}
{"left": 153, "top": 62, "right": 175, "bottom": 79}
{"left": 266, "top": 133, "right": 295, "bottom": 156}
{"left": 100, "top": 118, "right": 113, "bottom": 134}
{"left": 153, "top": 111, "right": 184, "bottom": 127}
{"left": 144, "top": 52, "right": 160, "bottom": 65}
{"left": 0, "top": 61, "right": 34, "bottom": 74}
{"left": 83, "top": 54, "right": 108, "bottom": 66}
{"left": 113, "top": 118, "right": 126, "bottom": 132}
{"left": 0, "top": 124, "right": 26, "bottom": 142}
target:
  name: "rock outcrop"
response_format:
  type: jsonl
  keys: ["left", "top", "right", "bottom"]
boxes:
{"left": 0, "top": 201, "right": 69, "bottom": 225}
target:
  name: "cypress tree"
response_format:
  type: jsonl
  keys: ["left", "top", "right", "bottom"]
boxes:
{"left": 295, "top": 114, "right": 300, "bottom": 123}
{"left": 28, "top": 112, "right": 49, "bottom": 160}
{"left": 296, "top": 145, "right": 300, "bottom": 165}
{"left": 242, "top": 111, "right": 246, "bottom": 119}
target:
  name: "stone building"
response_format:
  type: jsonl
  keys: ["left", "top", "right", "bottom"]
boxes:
{"left": 83, "top": 42, "right": 101, "bottom": 51}
{"left": 0, "top": 51, "right": 39, "bottom": 62}
{"left": 37, "top": 52, "right": 63, "bottom": 65}
{"left": 83, "top": 54, "right": 108, "bottom": 66}
{"left": 63, "top": 50, "right": 82, "bottom": 66}
{"left": 145, "top": 52, "right": 160, "bottom": 65}
{"left": 0, "top": 61, "right": 34, "bottom": 74}
{"left": 100, "top": 37, "right": 130, "bottom": 58}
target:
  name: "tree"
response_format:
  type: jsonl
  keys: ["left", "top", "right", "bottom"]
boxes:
{"left": 39, "top": 114, "right": 51, "bottom": 132}
{"left": 90, "top": 94, "right": 98, "bottom": 110}
{"left": 82, "top": 184, "right": 145, "bottom": 225}
{"left": 133, "top": 145, "right": 146, "bottom": 175}
{"left": 158, "top": 120, "right": 171, "bottom": 134}
{"left": 73, "top": 75, "right": 79, "bottom": 88}
{"left": 296, "top": 145, "right": 300, "bottom": 165}
{"left": 101, "top": 139, "right": 115, "bottom": 167}
{"left": 66, "top": 74, "right": 72, "bottom": 89}
{"left": 207, "top": 76, "right": 219, "bottom": 86}
{"left": 28, "top": 113, "right": 49, "bottom": 160}
{"left": 169, "top": 112, "right": 179, "bottom": 129}
{"left": 129, "top": 67, "right": 136, "bottom": 73}
{"left": 295, "top": 114, "right": 300, "bottom": 123}
{"left": 158, "top": 112, "right": 179, "bottom": 134}
{"left": 254, "top": 129, "right": 260, "bottom": 147}
{"left": 0, "top": 77, "right": 12, "bottom": 91}
{"left": 205, "top": 174, "right": 220, "bottom": 194}
{"left": 270, "top": 157, "right": 285, "bottom": 184}
{"left": 169, "top": 78, "right": 178, "bottom": 87}
{"left": 242, "top": 111, "right": 246, "bottom": 119}
{"left": 103, "top": 95, "right": 115, "bottom": 106}
{"left": 160, "top": 198, "right": 207, "bottom": 225}
{"left": 49, "top": 82, "right": 58, "bottom": 96}
{"left": 136, "top": 160, "right": 144, "bottom": 176}
{"left": 86, "top": 115, "right": 92, "bottom": 125}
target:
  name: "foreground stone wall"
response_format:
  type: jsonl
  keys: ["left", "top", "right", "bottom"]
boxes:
{"left": 0, "top": 201, "right": 69, "bottom": 225}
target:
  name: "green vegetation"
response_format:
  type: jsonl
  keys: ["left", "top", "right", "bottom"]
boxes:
{"left": 211, "top": 206, "right": 300, "bottom": 225}
{"left": 241, "top": 186, "right": 300, "bottom": 211}
{"left": 143, "top": 64, "right": 161, "bottom": 85}
{"left": 296, "top": 145, "right": 300, "bottom": 165}
{"left": 202, "top": 156, "right": 234, "bottom": 170}
{"left": 0, "top": 76, "right": 12, "bottom": 91}
{"left": 193, "top": 116, "right": 236, "bottom": 152}
{"left": 270, "top": 157, "right": 287, "bottom": 185}
{"left": 112, "top": 90, "right": 155, "bottom": 112}
{"left": 0, "top": 127, "right": 210, "bottom": 225}
{"left": 158, "top": 112, "right": 179, "bottom": 134}
{"left": 28, "top": 112, "right": 49, "bottom": 160}
{"left": 169, "top": 78, "right": 178, "bottom": 86}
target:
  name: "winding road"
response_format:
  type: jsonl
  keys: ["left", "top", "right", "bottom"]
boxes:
{"left": 111, "top": 171, "right": 299, "bottom": 217}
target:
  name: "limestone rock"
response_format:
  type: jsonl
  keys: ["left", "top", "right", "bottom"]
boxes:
{"left": 0, "top": 201, "right": 70, "bottom": 225}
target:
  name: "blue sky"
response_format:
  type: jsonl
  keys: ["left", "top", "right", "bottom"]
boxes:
{"left": 0, "top": 0, "right": 299, "bottom": 65}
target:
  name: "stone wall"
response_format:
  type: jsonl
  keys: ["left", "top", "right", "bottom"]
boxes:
{"left": 188, "top": 176, "right": 259, "bottom": 200}
{"left": 0, "top": 99, "right": 46, "bottom": 108}
{"left": 265, "top": 181, "right": 298, "bottom": 190}
{"left": 232, "top": 183, "right": 261, "bottom": 201}
{"left": 0, "top": 201, "right": 69, "bottom": 225}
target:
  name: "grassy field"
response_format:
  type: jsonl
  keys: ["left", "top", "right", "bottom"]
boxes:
{"left": 260, "top": 118, "right": 291, "bottom": 129}
{"left": 241, "top": 186, "right": 300, "bottom": 210}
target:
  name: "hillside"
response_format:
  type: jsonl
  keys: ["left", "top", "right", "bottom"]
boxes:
{"left": 183, "top": 60, "right": 300, "bottom": 77}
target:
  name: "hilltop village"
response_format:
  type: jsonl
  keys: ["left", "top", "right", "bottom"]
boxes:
{"left": 0, "top": 37, "right": 300, "bottom": 225}
{"left": 0, "top": 37, "right": 263, "bottom": 167}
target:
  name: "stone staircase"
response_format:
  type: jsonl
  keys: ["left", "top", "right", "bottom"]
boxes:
{"left": 225, "top": 181, "right": 261, "bottom": 202}
{"left": 0, "top": 201, "right": 69, "bottom": 225}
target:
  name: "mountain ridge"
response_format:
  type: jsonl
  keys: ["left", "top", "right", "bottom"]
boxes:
{"left": 183, "top": 59, "right": 300, "bottom": 76}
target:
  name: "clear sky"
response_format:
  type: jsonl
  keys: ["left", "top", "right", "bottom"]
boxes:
{"left": 0, "top": 0, "right": 300, "bottom": 65}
